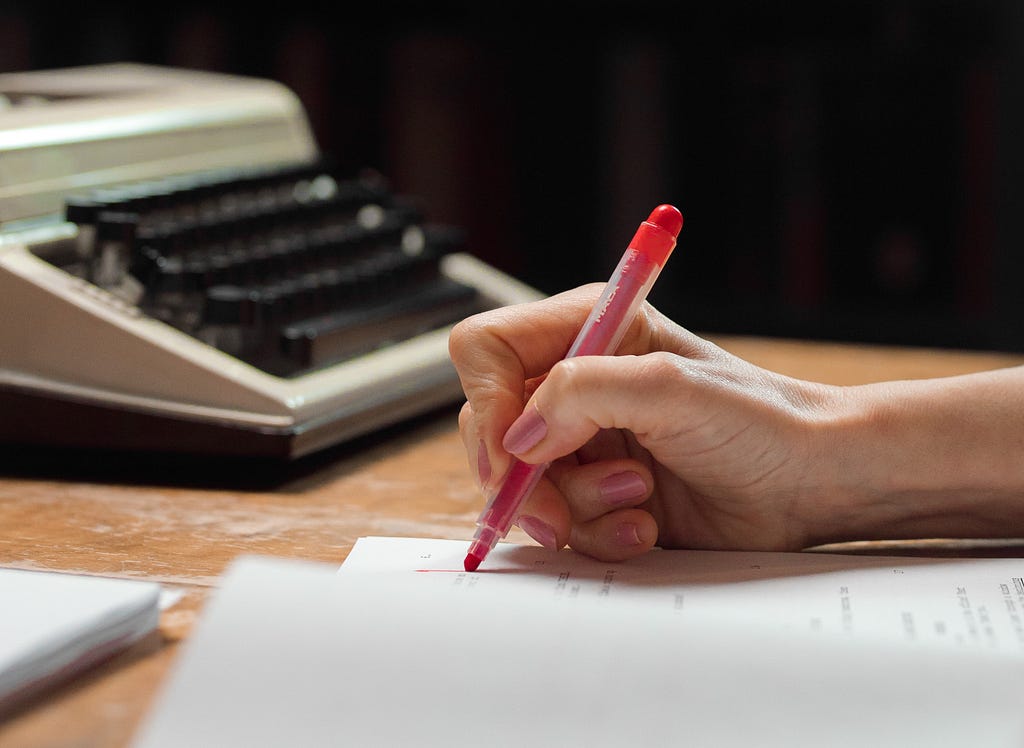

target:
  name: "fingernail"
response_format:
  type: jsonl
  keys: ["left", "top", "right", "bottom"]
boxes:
{"left": 477, "top": 439, "right": 491, "bottom": 486}
{"left": 518, "top": 515, "right": 558, "bottom": 550}
{"left": 616, "top": 523, "right": 642, "bottom": 546}
{"left": 502, "top": 405, "right": 547, "bottom": 454}
{"left": 599, "top": 472, "right": 647, "bottom": 505}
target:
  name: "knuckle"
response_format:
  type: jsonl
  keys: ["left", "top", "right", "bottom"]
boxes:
{"left": 545, "top": 358, "right": 587, "bottom": 403}
{"left": 447, "top": 310, "right": 502, "bottom": 359}
{"left": 457, "top": 401, "right": 474, "bottom": 431}
{"left": 639, "top": 350, "right": 686, "bottom": 380}
{"left": 447, "top": 315, "right": 481, "bottom": 361}
{"left": 637, "top": 351, "right": 703, "bottom": 394}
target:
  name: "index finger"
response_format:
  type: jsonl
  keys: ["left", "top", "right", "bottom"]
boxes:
{"left": 448, "top": 285, "right": 604, "bottom": 486}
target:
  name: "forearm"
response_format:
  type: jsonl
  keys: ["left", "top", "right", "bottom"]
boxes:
{"left": 804, "top": 366, "right": 1024, "bottom": 545}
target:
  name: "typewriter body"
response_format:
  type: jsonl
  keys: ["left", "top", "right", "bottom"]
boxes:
{"left": 0, "top": 64, "right": 540, "bottom": 459}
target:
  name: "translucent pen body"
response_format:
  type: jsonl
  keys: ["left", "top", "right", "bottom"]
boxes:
{"left": 464, "top": 205, "right": 682, "bottom": 571}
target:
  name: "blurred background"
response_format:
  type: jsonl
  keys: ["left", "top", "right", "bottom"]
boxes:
{"left": 3, "top": 0, "right": 1024, "bottom": 352}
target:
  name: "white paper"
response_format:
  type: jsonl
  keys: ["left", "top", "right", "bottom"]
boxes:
{"left": 343, "top": 537, "right": 1024, "bottom": 655}
{"left": 0, "top": 568, "right": 161, "bottom": 712}
{"left": 134, "top": 538, "right": 1024, "bottom": 748}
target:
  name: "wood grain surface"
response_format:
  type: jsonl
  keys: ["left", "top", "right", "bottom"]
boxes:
{"left": 2, "top": 335, "right": 1024, "bottom": 747}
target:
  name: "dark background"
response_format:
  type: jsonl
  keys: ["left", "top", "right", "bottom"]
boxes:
{"left": 4, "top": 1, "right": 1024, "bottom": 352}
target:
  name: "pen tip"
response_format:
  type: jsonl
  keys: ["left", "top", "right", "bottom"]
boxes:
{"left": 647, "top": 204, "right": 683, "bottom": 238}
{"left": 463, "top": 553, "right": 482, "bottom": 572}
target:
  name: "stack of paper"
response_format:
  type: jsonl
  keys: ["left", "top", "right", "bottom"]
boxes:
{"left": 0, "top": 568, "right": 161, "bottom": 714}
{"left": 134, "top": 537, "right": 1024, "bottom": 747}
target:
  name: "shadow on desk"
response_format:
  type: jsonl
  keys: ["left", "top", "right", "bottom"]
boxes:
{"left": 0, "top": 404, "right": 461, "bottom": 493}
{"left": 810, "top": 538, "right": 1024, "bottom": 558}
{"left": 0, "top": 629, "right": 166, "bottom": 726}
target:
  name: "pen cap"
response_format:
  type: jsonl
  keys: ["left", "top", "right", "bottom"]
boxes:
{"left": 631, "top": 205, "right": 683, "bottom": 267}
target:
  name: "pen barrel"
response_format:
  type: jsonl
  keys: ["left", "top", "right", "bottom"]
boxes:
{"left": 465, "top": 208, "right": 680, "bottom": 568}
{"left": 567, "top": 246, "right": 663, "bottom": 358}
{"left": 476, "top": 458, "right": 549, "bottom": 540}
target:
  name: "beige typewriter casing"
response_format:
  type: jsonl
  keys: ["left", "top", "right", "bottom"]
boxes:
{"left": 0, "top": 64, "right": 540, "bottom": 458}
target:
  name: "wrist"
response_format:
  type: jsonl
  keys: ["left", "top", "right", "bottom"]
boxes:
{"left": 794, "top": 382, "right": 911, "bottom": 546}
{"left": 798, "top": 373, "right": 1024, "bottom": 546}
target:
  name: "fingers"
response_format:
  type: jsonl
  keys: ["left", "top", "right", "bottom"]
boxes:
{"left": 462, "top": 401, "right": 660, "bottom": 562}
{"left": 450, "top": 286, "right": 677, "bottom": 489}
{"left": 545, "top": 458, "right": 653, "bottom": 522}
{"left": 450, "top": 287, "right": 604, "bottom": 486}
{"left": 517, "top": 487, "right": 659, "bottom": 563}
{"left": 458, "top": 401, "right": 491, "bottom": 488}
{"left": 517, "top": 458, "right": 657, "bottom": 562}
{"left": 569, "top": 508, "right": 659, "bottom": 562}
{"left": 514, "top": 475, "right": 573, "bottom": 550}
{"left": 451, "top": 287, "right": 732, "bottom": 563}
{"left": 502, "top": 352, "right": 700, "bottom": 465}
{"left": 547, "top": 458, "right": 657, "bottom": 561}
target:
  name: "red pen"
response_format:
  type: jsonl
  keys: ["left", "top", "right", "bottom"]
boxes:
{"left": 464, "top": 204, "right": 684, "bottom": 571}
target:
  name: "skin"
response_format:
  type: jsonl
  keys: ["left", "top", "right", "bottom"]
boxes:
{"left": 449, "top": 285, "right": 1024, "bottom": 563}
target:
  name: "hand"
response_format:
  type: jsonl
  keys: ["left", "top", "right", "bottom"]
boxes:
{"left": 449, "top": 285, "right": 841, "bottom": 562}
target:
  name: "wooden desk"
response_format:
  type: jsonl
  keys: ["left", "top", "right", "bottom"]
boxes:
{"left": 3, "top": 336, "right": 1024, "bottom": 747}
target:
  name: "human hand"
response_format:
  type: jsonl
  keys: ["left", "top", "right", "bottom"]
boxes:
{"left": 449, "top": 285, "right": 842, "bottom": 562}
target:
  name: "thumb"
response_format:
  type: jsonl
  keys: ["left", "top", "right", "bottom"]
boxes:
{"left": 501, "top": 352, "right": 704, "bottom": 463}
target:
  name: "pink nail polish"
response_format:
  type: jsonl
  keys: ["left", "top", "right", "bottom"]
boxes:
{"left": 517, "top": 515, "right": 558, "bottom": 550}
{"left": 502, "top": 406, "right": 547, "bottom": 454}
{"left": 616, "top": 523, "right": 642, "bottom": 546}
{"left": 477, "top": 439, "right": 491, "bottom": 485}
{"left": 599, "top": 472, "right": 647, "bottom": 505}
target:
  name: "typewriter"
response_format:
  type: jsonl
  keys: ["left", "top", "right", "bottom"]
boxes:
{"left": 0, "top": 64, "right": 540, "bottom": 459}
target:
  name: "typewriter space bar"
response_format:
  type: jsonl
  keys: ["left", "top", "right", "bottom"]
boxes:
{"left": 279, "top": 278, "right": 481, "bottom": 374}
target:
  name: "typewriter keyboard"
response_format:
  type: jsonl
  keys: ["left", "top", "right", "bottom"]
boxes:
{"left": 55, "top": 161, "right": 484, "bottom": 378}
